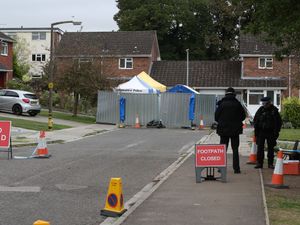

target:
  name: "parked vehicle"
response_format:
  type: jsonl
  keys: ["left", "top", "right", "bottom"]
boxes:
{"left": 0, "top": 89, "right": 41, "bottom": 116}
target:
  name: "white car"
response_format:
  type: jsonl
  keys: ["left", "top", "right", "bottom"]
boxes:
{"left": 0, "top": 89, "right": 41, "bottom": 116}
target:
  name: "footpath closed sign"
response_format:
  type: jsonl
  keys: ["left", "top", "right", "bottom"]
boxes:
{"left": 195, "top": 144, "right": 226, "bottom": 167}
{"left": 0, "top": 121, "right": 11, "bottom": 148}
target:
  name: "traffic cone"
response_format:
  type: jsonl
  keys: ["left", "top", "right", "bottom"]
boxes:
{"left": 101, "top": 178, "right": 127, "bottom": 217}
{"left": 247, "top": 136, "right": 257, "bottom": 164}
{"left": 32, "top": 131, "right": 51, "bottom": 158}
{"left": 135, "top": 114, "right": 140, "bottom": 128}
{"left": 199, "top": 115, "right": 204, "bottom": 129}
{"left": 267, "top": 151, "right": 289, "bottom": 189}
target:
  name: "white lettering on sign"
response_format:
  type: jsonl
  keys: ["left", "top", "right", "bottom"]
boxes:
{"left": 200, "top": 156, "right": 221, "bottom": 161}
{"left": 1, "top": 135, "right": 6, "bottom": 141}
{"left": 0, "top": 128, "right": 2, "bottom": 133}
{"left": 197, "top": 149, "right": 224, "bottom": 154}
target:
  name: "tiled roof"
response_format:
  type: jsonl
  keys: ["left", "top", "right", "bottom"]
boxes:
{"left": 55, "top": 31, "right": 157, "bottom": 57}
{"left": 0, "top": 32, "right": 14, "bottom": 42}
{"left": 239, "top": 34, "right": 279, "bottom": 55}
{"left": 150, "top": 61, "right": 286, "bottom": 88}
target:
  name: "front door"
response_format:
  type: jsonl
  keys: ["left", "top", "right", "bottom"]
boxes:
{"left": 0, "top": 72, "right": 5, "bottom": 88}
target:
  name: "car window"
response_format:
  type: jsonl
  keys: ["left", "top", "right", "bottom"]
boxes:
{"left": 24, "top": 94, "right": 38, "bottom": 99}
{"left": 0, "top": 90, "right": 5, "bottom": 96}
{"left": 5, "top": 91, "right": 19, "bottom": 97}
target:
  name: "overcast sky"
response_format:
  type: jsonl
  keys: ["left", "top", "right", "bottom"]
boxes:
{"left": 0, "top": 0, "right": 119, "bottom": 32}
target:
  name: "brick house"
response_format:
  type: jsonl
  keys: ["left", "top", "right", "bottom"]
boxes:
{"left": 0, "top": 32, "right": 14, "bottom": 88}
{"left": 55, "top": 31, "right": 161, "bottom": 82}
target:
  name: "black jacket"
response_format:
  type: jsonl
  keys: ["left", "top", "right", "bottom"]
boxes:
{"left": 254, "top": 104, "right": 282, "bottom": 137}
{"left": 215, "top": 94, "right": 246, "bottom": 136}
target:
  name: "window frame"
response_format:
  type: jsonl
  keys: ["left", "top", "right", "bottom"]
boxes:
{"left": 32, "top": 54, "right": 46, "bottom": 62}
{"left": 32, "top": 32, "right": 46, "bottom": 40}
{"left": 1, "top": 42, "right": 8, "bottom": 56}
{"left": 258, "top": 57, "right": 273, "bottom": 69}
{"left": 119, "top": 58, "right": 133, "bottom": 69}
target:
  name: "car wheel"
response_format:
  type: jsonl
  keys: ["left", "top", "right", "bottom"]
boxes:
{"left": 29, "top": 112, "right": 37, "bottom": 117}
{"left": 12, "top": 104, "right": 23, "bottom": 115}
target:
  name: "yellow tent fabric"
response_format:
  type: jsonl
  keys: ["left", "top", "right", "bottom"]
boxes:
{"left": 137, "top": 71, "right": 166, "bottom": 92}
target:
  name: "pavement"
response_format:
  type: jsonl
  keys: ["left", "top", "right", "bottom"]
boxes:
{"left": 6, "top": 115, "right": 267, "bottom": 225}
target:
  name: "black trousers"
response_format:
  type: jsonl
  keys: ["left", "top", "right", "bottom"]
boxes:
{"left": 220, "top": 135, "right": 240, "bottom": 171}
{"left": 256, "top": 134, "right": 277, "bottom": 166}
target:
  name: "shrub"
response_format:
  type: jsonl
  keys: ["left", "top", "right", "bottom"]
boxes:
{"left": 6, "top": 78, "right": 33, "bottom": 92}
{"left": 281, "top": 97, "right": 300, "bottom": 128}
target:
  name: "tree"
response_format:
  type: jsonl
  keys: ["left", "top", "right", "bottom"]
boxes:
{"left": 12, "top": 36, "right": 31, "bottom": 79}
{"left": 114, "top": 0, "right": 252, "bottom": 60}
{"left": 242, "top": 0, "right": 300, "bottom": 88}
{"left": 55, "top": 60, "right": 110, "bottom": 116}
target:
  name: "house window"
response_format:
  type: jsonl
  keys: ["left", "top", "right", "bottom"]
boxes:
{"left": 32, "top": 32, "right": 46, "bottom": 40}
{"left": 32, "top": 54, "right": 46, "bottom": 62}
{"left": 1, "top": 42, "right": 8, "bottom": 56}
{"left": 258, "top": 57, "right": 273, "bottom": 69}
{"left": 119, "top": 58, "right": 133, "bottom": 69}
{"left": 249, "top": 90, "right": 264, "bottom": 105}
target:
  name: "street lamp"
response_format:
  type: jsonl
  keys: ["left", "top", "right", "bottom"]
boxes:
{"left": 48, "top": 20, "right": 81, "bottom": 130}
{"left": 186, "top": 49, "right": 189, "bottom": 86}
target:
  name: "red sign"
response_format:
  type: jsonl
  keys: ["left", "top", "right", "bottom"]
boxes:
{"left": 0, "top": 121, "right": 11, "bottom": 148}
{"left": 195, "top": 144, "right": 226, "bottom": 167}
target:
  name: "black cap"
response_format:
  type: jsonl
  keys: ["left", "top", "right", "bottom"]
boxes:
{"left": 225, "top": 87, "right": 235, "bottom": 95}
{"left": 261, "top": 96, "right": 271, "bottom": 102}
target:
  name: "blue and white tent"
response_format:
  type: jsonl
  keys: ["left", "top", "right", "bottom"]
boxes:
{"left": 167, "top": 84, "right": 199, "bottom": 94}
{"left": 115, "top": 76, "right": 159, "bottom": 94}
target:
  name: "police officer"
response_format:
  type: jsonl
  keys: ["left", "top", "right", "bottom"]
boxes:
{"left": 254, "top": 96, "right": 282, "bottom": 169}
{"left": 215, "top": 87, "right": 246, "bottom": 173}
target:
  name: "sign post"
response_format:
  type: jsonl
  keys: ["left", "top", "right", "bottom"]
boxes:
{"left": 0, "top": 121, "right": 12, "bottom": 159}
{"left": 195, "top": 144, "right": 227, "bottom": 183}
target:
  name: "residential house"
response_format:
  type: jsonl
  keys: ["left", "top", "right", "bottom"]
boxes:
{"left": 0, "top": 32, "right": 14, "bottom": 88}
{"left": 0, "top": 27, "right": 64, "bottom": 78}
{"left": 239, "top": 34, "right": 299, "bottom": 114}
{"left": 150, "top": 34, "right": 300, "bottom": 117}
{"left": 150, "top": 60, "right": 286, "bottom": 117}
{"left": 54, "top": 31, "right": 161, "bottom": 81}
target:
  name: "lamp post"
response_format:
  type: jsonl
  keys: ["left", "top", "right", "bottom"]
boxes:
{"left": 48, "top": 20, "right": 81, "bottom": 130}
{"left": 186, "top": 49, "right": 189, "bottom": 86}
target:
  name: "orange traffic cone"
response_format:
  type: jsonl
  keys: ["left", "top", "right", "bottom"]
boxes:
{"left": 135, "top": 114, "right": 141, "bottom": 128}
{"left": 32, "top": 131, "right": 51, "bottom": 158}
{"left": 199, "top": 115, "right": 204, "bottom": 129}
{"left": 267, "top": 151, "right": 289, "bottom": 189}
{"left": 247, "top": 136, "right": 257, "bottom": 164}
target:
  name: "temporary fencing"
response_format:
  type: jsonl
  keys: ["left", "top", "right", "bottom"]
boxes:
{"left": 96, "top": 91, "right": 216, "bottom": 128}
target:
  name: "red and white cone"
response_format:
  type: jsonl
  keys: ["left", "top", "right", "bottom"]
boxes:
{"left": 199, "top": 115, "right": 204, "bottom": 129}
{"left": 135, "top": 114, "right": 141, "bottom": 128}
{"left": 267, "top": 151, "right": 289, "bottom": 189}
{"left": 32, "top": 131, "right": 51, "bottom": 158}
{"left": 247, "top": 136, "right": 257, "bottom": 164}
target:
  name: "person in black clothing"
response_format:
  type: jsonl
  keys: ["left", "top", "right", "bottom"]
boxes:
{"left": 215, "top": 87, "right": 246, "bottom": 173}
{"left": 254, "top": 96, "right": 282, "bottom": 169}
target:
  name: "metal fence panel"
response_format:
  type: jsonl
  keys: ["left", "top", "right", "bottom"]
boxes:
{"left": 194, "top": 95, "right": 217, "bottom": 127}
{"left": 119, "top": 93, "right": 159, "bottom": 126}
{"left": 160, "top": 93, "right": 191, "bottom": 128}
{"left": 96, "top": 91, "right": 117, "bottom": 124}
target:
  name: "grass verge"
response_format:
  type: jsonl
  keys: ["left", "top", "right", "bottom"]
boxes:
{"left": 279, "top": 129, "right": 300, "bottom": 141}
{"left": 39, "top": 110, "right": 95, "bottom": 124}
{"left": 0, "top": 116, "right": 71, "bottom": 131}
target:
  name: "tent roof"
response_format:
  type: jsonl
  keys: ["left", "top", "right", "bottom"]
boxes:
{"left": 167, "top": 84, "right": 199, "bottom": 94}
{"left": 115, "top": 76, "right": 159, "bottom": 94}
{"left": 137, "top": 71, "right": 166, "bottom": 92}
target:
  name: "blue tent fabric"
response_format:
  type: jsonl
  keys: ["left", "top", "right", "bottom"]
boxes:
{"left": 189, "top": 94, "right": 195, "bottom": 121}
{"left": 167, "top": 84, "right": 199, "bottom": 94}
{"left": 120, "top": 97, "right": 126, "bottom": 122}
